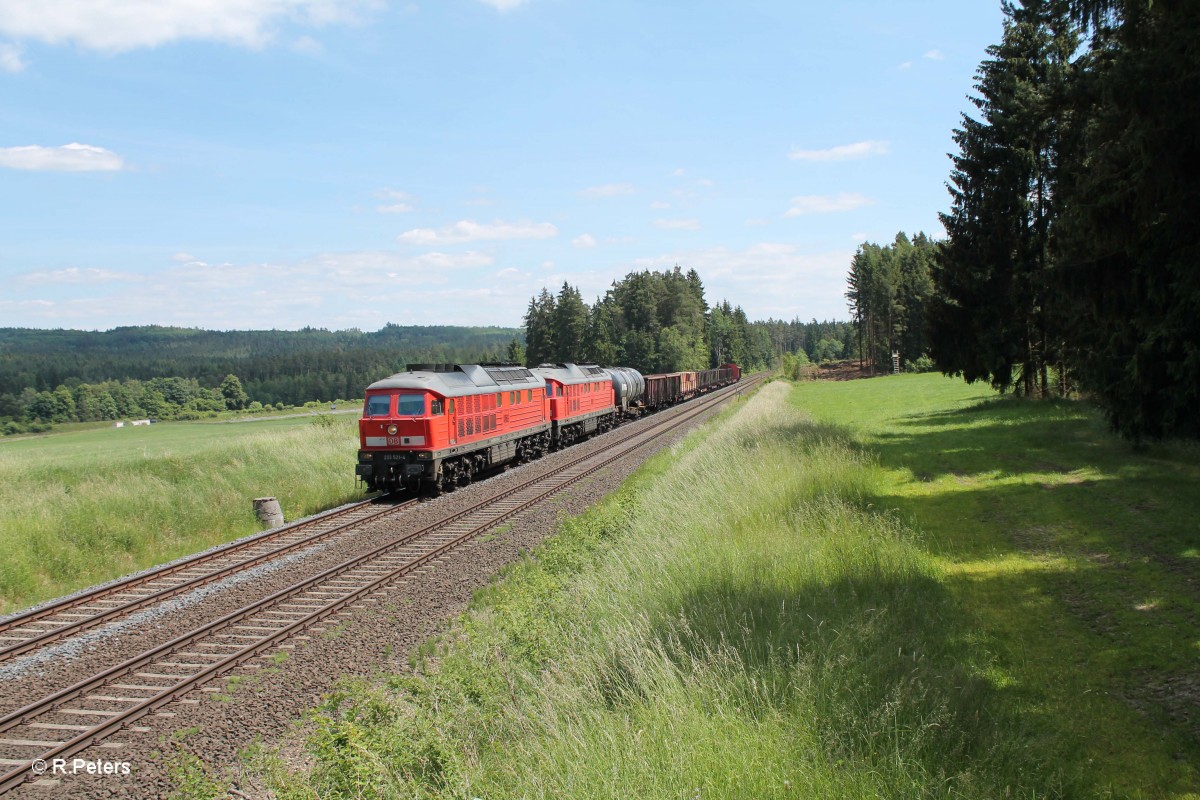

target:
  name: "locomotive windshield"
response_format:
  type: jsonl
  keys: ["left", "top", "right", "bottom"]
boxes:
{"left": 366, "top": 395, "right": 391, "bottom": 417}
{"left": 397, "top": 394, "right": 425, "bottom": 416}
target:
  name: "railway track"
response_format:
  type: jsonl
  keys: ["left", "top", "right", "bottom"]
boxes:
{"left": 0, "top": 495, "right": 415, "bottom": 663}
{"left": 0, "top": 377, "right": 757, "bottom": 795}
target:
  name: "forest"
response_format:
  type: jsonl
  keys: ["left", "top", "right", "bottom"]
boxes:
{"left": 520, "top": 266, "right": 853, "bottom": 375}
{"left": 847, "top": 0, "right": 1199, "bottom": 441}
{"left": 0, "top": 325, "right": 520, "bottom": 432}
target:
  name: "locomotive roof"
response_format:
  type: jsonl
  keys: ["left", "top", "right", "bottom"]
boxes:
{"left": 367, "top": 364, "right": 543, "bottom": 397}
{"left": 532, "top": 362, "right": 611, "bottom": 386}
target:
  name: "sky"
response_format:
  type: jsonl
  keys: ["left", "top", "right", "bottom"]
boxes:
{"left": 0, "top": 0, "right": 1005, "bottom": 332}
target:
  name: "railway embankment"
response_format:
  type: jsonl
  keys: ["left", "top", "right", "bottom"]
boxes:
{"left": 249, "top": 375, "right": 1200, "bottom": 799}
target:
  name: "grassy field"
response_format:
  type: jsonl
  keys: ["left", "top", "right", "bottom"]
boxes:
{"left": 244, "top": 375, "right": 1198, "bottom": 800}
{"left": 0, "top": 413, "right": 363, "bottom": 614}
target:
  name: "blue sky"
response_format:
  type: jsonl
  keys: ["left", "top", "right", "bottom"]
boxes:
{"left": 0, "top": 0, "right": 1004, "bottom": 331}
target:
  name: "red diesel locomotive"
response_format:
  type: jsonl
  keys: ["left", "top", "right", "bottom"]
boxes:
{"left": 356, "top": 361, "right": 740, "bottom": 494}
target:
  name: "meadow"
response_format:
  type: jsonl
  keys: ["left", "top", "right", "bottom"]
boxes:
{"left": 255, "top": 374, "right": 1200, "bottom": 800}
{"left": 0, "top": 413, "right": 363, "bottom": 614}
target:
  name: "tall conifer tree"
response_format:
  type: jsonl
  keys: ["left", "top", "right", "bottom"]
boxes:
{"left": 930, "top": 0, "right": 1076, "bottom": 395}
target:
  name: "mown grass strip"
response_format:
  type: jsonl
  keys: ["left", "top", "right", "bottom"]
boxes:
{"left": 250, "top": 376, "right": 1200, "bottom": 800}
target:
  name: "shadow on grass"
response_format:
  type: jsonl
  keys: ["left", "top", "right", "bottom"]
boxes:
{"left": 632, "top": 569, "right": 1069, "bottom": 798}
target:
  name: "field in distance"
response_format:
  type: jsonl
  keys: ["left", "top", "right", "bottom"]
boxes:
{"left": 0, "top": 412, "right": 362, "bottom": 614}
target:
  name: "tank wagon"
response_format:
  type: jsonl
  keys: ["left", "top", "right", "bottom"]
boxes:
{"left": 356, "top": 361, "right": 740, "bottom": 495}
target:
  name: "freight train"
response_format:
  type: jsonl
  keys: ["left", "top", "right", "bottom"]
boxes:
{"left": 355, "top": 362, "right": 740, "bottom": 495}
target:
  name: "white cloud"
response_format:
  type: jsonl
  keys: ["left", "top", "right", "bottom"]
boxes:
{"left": 477, "top": 0, "right": 528, "bottom": 9}
{"left": 0, "top": 0, "right": 379, "bottom": 53}
{"left": 789, "top": 140, "right": 890, "bottom": 162}
{"left": 670, "top": 168, "right": 685, "bottom": 177}
{"left": 572, "top": 234, "right": 597, "bottom": 249}
{"left": 19, "top": 267, "right": 141, "bottom": 284}
{"left": 375, "top": 188, "right": 416, "bottom": 213}
{"left": 924, "top": 49, "right": 945, "bottom": 60}
{"left": 0, "top": 42, "right": 25, "bottom": 71}
{"left": 784, "top": 192, "right": 873, "bottom": 216}
{"left": 0, "top": 143, "right": 124, "bottom": 172}
{"left": 899, "top": 61, "right": 913, "bottom": 70}
{"left": 172, "top": 252, "right": 197, "bottom": 263}
{"left": 579, "top": 183, "right": 635, "bottom": 199}
{"left": 630, "top": 243, "right": 854, "bottom": 320}
{"left": 398, "top": 219, "right": 558, "bottom": 245}
{"left": 654, "top": 218, "right": 701, "bottom": 231}
{"left": 292, "top": 35, "right": 323, "bottom": 54}
{"left": 650, "top": 201, "right": 670, "bottom": 210}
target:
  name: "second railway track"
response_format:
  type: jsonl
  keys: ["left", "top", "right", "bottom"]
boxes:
{"left": 0, "top": 495, "right": 416, "bottom": 663}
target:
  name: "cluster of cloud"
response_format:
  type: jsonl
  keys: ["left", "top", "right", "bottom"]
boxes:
{"left": 789, "top": 140, "right": 889, "bottom": 162}
{"left": 0, "top": 0, "right": 381, "bottom": 53}
{"left": 0, "top": 143, "right": 124, "bottom": 171}
{"left": 632, "top": 243, "right": 853, "bottom": 321}
{"left": 0, "top": 41, "right": 24, "bottom": 71}
{"left": 376, "top": 189, "right": 416, "bottom": 214}
{"left": 398, "top": 219, "right": 558, "bottom": 246}
{"left": 784, "top": 192, "right": 873, "bottom": 217}
{"left": 3, "top": 247, "right": 519, "bottom": 329}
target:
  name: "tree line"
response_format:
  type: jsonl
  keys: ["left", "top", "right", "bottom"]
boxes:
{"left": 520, "top": 267, "right": 777, "bottom": 373}
{"left": 929, "top": 0, "right": 1199, "bottom": 439}
{"left": 0, "top": 325, "right": 521, "bottom": 434}
{"left": 845, "top": 233, "right": 937, "bottom": 373}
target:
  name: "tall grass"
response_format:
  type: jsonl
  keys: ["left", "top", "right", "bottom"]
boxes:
{"left": 271, "top": 383, "right": 1059, "bottom": 799}
{"left": 0, "top": 415, "right": 361, "bottom": 613}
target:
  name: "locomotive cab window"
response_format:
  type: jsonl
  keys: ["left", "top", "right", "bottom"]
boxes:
{"left": 449, "top": 399, "right": 455, "bottom": 414}
{"left": 366, "top": 395, "right": 391, "bottom": 417}
{"left": 397, "top": 394, "right": 425, "bottom": 416}
{"left": 431, "top": 399, "right": 444, "bottom": 415}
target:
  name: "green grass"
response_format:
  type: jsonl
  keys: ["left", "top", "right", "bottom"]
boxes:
{"left": 252, "top": 376, "right": 1200, "bottom": 800}
{"left": 792, "top": 373, "right": 1200, "bottom": 797}
{"left": 0, "top": 413, "right": 362, "bottom": 613}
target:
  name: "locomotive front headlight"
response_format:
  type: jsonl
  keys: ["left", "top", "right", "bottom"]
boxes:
{"left": 387, "top": 424, "right": 398, "bottom": 435}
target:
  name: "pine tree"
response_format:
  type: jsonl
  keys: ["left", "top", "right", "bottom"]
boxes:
{"left": 1054, "top": 0, "right": 1200, "bottom": 438}
{"left": 929, "top": 0, "right": 1076, "bottom": 395}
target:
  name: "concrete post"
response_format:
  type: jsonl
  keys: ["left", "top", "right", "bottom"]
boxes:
{"left": 253, "top": 497, "right": 284, "bottom": 528}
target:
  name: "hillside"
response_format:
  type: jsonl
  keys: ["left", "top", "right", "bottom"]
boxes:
{"left": 0, "top": 324, "right": 523, "bottom": 407}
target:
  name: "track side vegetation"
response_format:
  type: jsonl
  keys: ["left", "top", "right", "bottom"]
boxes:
{"left": 0, "top": 414, "right": 361, "bottom": 614}
{"left": 255, "top": 375, "right": 1198, "bottom": 799}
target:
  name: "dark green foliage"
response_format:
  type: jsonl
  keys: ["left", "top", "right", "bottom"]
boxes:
{"left": 846, "top": 233, "right": 937, "bottom": 371}
{"left": 928, "top": 0, "right": 1199, "bottom": 439}
{"left": 0, "top": 324, "right": 521, "bottom": 409}
{"left": 521, "top": 267, "right": 773, "bottom": 372}
{"left": 930, "top": 0, "right": 1077, "bottom": 397}
{"left": 1054, "top": 0, "right": 1200, "bottom": 438}
{"left": 0, "top": 324, "right": 522, "bottom": 431}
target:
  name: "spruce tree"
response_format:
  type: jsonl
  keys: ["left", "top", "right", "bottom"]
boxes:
{"left": 1055, "top": 0, "right": 1200, "bottom": 438}
{"left": 929, "top": 0, "right": 1076, "bottom": 395}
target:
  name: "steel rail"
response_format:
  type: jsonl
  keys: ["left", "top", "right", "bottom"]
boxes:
{"left": 0, "top": 495, "right": 415, "bottom": 663}
{"left": 0, "top": 377, "right": 757, "bottom": 795}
